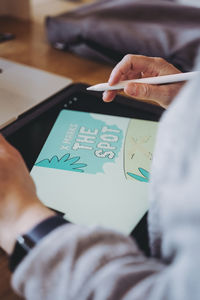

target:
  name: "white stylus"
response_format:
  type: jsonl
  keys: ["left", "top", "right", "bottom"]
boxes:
{"left": 87, "top": 71, "right": 200, "bottom": 92}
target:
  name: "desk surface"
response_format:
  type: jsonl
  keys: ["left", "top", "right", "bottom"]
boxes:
{"left": 0, "top": 16, "right": 113, "bottom": 300}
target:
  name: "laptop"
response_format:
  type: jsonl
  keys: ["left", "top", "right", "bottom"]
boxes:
{"left": 0, "top": 58, "right": 72, "bottom": 129}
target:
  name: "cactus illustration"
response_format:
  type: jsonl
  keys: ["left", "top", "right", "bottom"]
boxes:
{"left": 127, "top": 168, "right": 149, "bottom": 183}
{"left": 35, "top": 153, "right": 87, "bottom": 173}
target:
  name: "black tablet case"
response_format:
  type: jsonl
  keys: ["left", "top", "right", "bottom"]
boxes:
{"left": 1, "top": 83, "right": 164, "bottom": 138}
{"left": 1, "top": 83, "right": 164, "bottom": 256}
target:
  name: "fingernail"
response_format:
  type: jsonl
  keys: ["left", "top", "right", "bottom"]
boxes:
{"left": 102, "top": 91, "right": 107, "bottom": 101}
{"left": 108, "top": 75, "right": 114, "bottom": 85}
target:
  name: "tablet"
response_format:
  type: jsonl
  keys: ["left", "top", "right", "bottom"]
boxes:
{"left": 4, "top": 83, "right": 164, "bottom": 254}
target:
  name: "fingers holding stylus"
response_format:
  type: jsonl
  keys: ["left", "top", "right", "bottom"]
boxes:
{"left": 108, "top": 55, "right": 145, "bottom": 85}
{"left": 103, "top": 90, "right": 117, "bottom": 102}
{"left": 103, "top": 54, "right": 183, "bottom": 107}
{"left": 103, "top": 56, "right": 143, "bottom": 102}
{"left": 103, "top": 82, "right": 176, "bottom": 107}
{"left": 124, "top": 82, "right": 183, "bottom": 108}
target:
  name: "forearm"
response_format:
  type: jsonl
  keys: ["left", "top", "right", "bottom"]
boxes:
{"left": 12, "top": 224, "right": 164, "bottom": 300}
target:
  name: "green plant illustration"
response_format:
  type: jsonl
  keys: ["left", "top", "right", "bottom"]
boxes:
{"left": 35, "top": 153, "right": 87, "bottom": 173}
{"left": 127, "top": 168, "right": 149, "bottom": 183}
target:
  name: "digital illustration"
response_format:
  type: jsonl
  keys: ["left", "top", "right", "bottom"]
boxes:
{"left": 34, "top": 110, "right": 157, "bottom": 182}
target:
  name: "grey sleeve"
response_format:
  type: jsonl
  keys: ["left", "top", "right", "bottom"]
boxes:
{"left": 11, "top": 208, "right": 200, "bottom": 300}
{"left": 11, "top": 224, "right": 164, "bottom": 300}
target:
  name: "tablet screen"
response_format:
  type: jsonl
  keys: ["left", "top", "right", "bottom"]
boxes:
{"left": 31, "top": 108, "right": 158, "bottom": 235}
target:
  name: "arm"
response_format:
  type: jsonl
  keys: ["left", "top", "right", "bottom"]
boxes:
{"left": 12, "top": 224, "right": 165, "bottom": 300}
{"left": 0, "top": 134, "right": 55, "bottom": 254}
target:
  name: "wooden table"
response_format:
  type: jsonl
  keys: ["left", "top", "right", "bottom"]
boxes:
{"left": 0, "top": 16, "right": 113, "bottom": 300}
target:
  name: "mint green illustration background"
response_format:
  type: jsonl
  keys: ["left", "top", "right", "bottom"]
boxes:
{"left": 35, "top": 110, "right": 124, "bottom": 174}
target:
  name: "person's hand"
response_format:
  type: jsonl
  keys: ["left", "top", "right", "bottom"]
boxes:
{"left": 0, "top": 135, "right": 55, "bottom": 254}
{"left": 103, "top": 55, "right": 184, "bottom": 108}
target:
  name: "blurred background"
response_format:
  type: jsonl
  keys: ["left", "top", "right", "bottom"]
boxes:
{"left": 0, "top": 0, "right": 95, "bottom": 23}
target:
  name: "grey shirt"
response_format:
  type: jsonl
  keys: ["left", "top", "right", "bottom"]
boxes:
{"left": 12, "top": 57, "right": 200, "bottom": 299}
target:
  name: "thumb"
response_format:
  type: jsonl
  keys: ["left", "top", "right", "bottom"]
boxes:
{"left": 0, "top": 134, "right": 19, "bottom": 157}
{"left": 124, "top": 82, "right": 169, "bottom": 107}
{"left": 0, "top": 134, "right": 8, "bottom": 149}
{"left": 0, "top": 134, "right": 6, "bottom": 143}
{"left": 0, "top": 134, "right": 9, "bottom": 156}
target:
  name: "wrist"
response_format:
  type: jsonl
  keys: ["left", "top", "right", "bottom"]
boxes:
{"left": 1, "top": 200, "right": 55, "bottom": 254}
{"left": 9, "top": 215, "right": 69, "bottom": 272}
